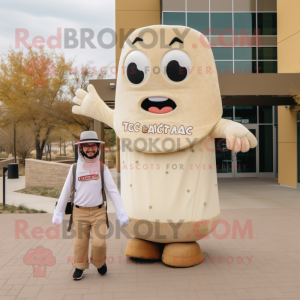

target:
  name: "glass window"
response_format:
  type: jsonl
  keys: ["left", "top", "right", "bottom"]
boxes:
{"left": 234, "top": 61, "right": 257, "bottom": 73}
{"left": 215, "top": 61, "right": 233, "bottom": 73}
{"left": 211, "top": 36, "right": 234, "bottom": 47}
{"left": 258, "top": 47, "right": 277, "bottom": 60}
{"left": 187, "top": 0, "right": 209, "bottom": 12}
{"left": 234, "top": 13, "right": 256, "bottom": 35}
{"left": 258, "top": 61, "right": 277, "bottom": 73}
{"left": 257, "top": 0, "right": 277, "bottom": 12}
{"left": 259, "top": 125, "right": 273, "bottom": 172}
{"left": 211, "top": 13, "right": 233, "bottom": 36}
{"left": 222, "top": 106, "right": 233, "bottom": 120}
{"left": 235, "top": 106, "right": 257, "bottom": 123}
{"left": 259, "top": 106, "right": 273, "bottom": 123}
{"left": 237, "top": 129, "right": 257, "bottom": 173}
{"left": 258, "top": 13, "right": 277, "bottom": 35}
{"left": 234, "top": 47, "right": 256, "bottom": 60}
{"left": 274, "top": 106, "right": 278, "bottom": 124}
{"left": 212, "top": 47, "right": 233, "bottom": 60}
{"left": 187, "top": 13, "right": 209, "bottom": 34}
{"left": 260, "top": 37, "right": 277, "bottom": 46}
{"left": 234, "top": 0, "right": 256, "bottom": 12}
{"left": 215, "top": 138, "right": 233, "bottom": 174}
{"left": 211, "top": 0, "right": 232, "bottom": 12}
{"left": 163, "top": 12, "right": 185, "bottom": 26}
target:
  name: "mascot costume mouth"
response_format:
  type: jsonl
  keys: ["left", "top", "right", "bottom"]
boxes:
{"left": 71, "top": 25, "right": 257, "bottom": 267}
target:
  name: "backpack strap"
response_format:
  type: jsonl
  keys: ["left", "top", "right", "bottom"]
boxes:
{"left": 67, "top": 163, "right": 77, "bottom": 232}
{"left": 100, "top": 163, "right": 109, "bottom": 228}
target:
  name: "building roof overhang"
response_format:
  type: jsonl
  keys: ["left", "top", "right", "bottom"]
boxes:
{"left": 91, "top": 73, "right": 300, "bottom": 108}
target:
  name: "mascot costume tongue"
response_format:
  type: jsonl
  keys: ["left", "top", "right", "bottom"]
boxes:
{"left": 72, "top": 25, "right": 257, "bottom": 267}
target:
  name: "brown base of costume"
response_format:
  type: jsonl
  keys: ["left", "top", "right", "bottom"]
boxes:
{"left": 125, "top": 238, "right": 204, "bottom": 267}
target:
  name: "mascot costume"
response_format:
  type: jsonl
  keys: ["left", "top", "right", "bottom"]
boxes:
{"left": 72, "top": 25, "right": 257, "bottom": 267}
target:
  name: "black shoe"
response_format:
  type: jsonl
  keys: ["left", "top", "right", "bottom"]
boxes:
{"left": 73, "top": 268, "right": 84, "bottom": 280}
{"left": 98, "top": 263, "right": 107, "bottom": 275}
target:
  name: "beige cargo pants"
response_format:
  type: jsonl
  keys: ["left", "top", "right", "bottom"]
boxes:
{"left": 72, "top": 205, "right": 107, "bottom": 269}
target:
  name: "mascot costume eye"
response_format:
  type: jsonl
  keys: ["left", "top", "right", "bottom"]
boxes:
{"left": 72, "top": 25, "right": 257, "bottom": 267}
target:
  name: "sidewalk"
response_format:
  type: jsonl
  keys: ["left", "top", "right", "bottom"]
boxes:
{"left": 0, "top": 209, "right": 300, "bottom": 299}
{"left": 0, "top": 176, "right": 117, "bottom": 214}
{"left": 1, "top": 176, "right": 299, "bottom": 213}
{"left": 1, "top": 177, "right": 300, "bottom": 299}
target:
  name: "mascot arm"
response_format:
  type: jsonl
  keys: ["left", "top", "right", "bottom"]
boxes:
{"left": 72, "top": 84, "right": 114, "bottom": 128}
{"left": 210, "top": 118, "right": 257, "bottom": 152}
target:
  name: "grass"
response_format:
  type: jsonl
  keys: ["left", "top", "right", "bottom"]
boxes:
{"left": 15, "top": 187, "right": 61, "bottom": 199}
{"left": 0, "top": 203, "right": 47, "bottom": 214}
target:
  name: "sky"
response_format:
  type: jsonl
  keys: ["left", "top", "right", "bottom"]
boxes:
{"left": 0, "top": 0, "right": 115, "bottom": 77}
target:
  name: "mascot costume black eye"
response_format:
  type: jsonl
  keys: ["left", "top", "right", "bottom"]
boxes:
{"left": 72, "top": 25, "right": 257, "bottom": 267}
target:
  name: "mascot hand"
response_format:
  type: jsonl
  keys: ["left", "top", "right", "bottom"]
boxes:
{"left": 72, "top": 84, "right": 102, "bottom": 118}
{"left": 117, "top": 212, "right": 130, "bottom": 227}
{"left": 224, "top": 121, "right": 257, "bottom": 152}
{"left": 52, "top": 211, "right": 64, "bottom": 226}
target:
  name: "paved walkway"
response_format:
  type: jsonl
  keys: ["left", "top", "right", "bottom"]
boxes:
{"left": 1, "top": 176, "right": 300, "bottom": 299}
{"left": 0, "top": 208, "right": 300, "bottom": 300}
{"left": 1, "top": 176, "right": 299, "bottom": 213}
{"left": 1, "top": 173, "right": 118, "bottom": 214}
{"left": 218, "top": 178, "right": 300, "bottom": 209}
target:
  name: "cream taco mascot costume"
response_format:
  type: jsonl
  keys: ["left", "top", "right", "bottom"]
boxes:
{"left": 72, "top": 25, "right": 257, "bottom": 267}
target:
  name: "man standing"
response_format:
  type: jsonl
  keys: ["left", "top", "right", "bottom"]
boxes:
{"left": 52, "top": 131, "right": 129, "bottom": 280}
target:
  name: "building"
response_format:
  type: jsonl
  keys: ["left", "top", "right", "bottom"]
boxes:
{"left": 92, "top": 0, "right": 300, "bottom": 189}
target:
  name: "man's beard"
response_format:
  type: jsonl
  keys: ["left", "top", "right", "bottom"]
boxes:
{"left": 80, "top": 149, "right": 99, "bottom": 159}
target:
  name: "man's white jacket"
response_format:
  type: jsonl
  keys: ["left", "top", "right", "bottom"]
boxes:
{"left": 52, "top": 158, "right": 127, "bottom": 226}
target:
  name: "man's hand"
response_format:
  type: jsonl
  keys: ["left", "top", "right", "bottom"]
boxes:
{"left": 72, "top": 84, "right": 102, "bottom": 118}
{"left": 117, "top": 212, "right": 130, "bottom": 227}
{"left": 223, "top": 122, "right": 257, "bottom": 152}
{"left": 52, "top": 211, "right": 64, "bottom": 226}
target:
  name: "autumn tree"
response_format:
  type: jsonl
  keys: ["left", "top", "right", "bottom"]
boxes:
{"left": 0, "top": 123, "right": 35, "bottom": 165}
{"left": 293, "top": 93, "right": 300, "bottom": 114}
{"left": 0, "top": 47, "right": 74, "bottom": 159}
{"left": 50, "top": 61, "right": 113, "bottom": 140}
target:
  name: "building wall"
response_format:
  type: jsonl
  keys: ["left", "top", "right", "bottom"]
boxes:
{"left": 115, "top": 0, "right": 160, "bottom": 69}
{"left": 25, "top": 159, "right": 71, "bottom": 189}
{"left": 115, "top": 0, "right": 160, "bottom": 172}
{"left": 277, "top": 0, "right": 299, "bottom": 187}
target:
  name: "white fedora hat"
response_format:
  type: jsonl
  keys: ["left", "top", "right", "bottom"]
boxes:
{"left": 75, "top": 131, "right": 105, "bottom": 145}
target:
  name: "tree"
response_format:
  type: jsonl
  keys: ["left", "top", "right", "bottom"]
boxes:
{"left": 51, "top": 61, "right": 113, "bottom": 140}
{"left": 293, "top": 94, "right": 300, "bottom": 114}
{"left": 68, "top": 60, "right": 113, "bottom": 96}
{"left": 105, "top": 129, "right": 116, "bottom": 150}
{"left": 0, "top": 47, "right": 74, "bottom": 159}
{"left": 0, "top": 123, "right": 35, "bottom": 165}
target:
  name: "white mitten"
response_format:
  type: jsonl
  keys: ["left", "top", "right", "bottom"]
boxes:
{"left": 52, "top": 211, "right": 64, "bottom": 225}
{"left": 223, "top": 121, "right": 257, "bottom": 152}
{"left": 116, "top": 212, "right": 130, "bottom": 227}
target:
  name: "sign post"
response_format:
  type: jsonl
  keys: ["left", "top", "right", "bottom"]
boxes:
{"left": 3, "top": 167, "right": 8, "bottom": 207}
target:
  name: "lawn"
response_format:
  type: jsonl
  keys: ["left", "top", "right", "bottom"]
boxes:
{"left": 15, "top": 187, "right": 61, "bottom": 199}
{"left": 0, "top": 203, "right": 47, "bottom": 214}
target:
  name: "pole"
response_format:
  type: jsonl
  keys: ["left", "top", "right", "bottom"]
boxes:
{"left": 60, "top": 138, "right": 61, "bottom": 156}
{"left": 3, "top": 167, "right": 8, "bottom": 207}
{"left": 14, "top": 123, "right": 16, "bottom": 163}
